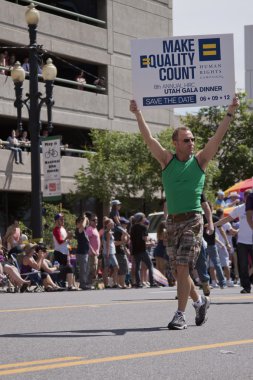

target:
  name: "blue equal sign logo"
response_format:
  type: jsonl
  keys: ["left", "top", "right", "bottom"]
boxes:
{"left": 198, "top": 38, "right": 221, "bottom": 61}
{"left": 140, "top": 55, "right": 150, "bottom": 68}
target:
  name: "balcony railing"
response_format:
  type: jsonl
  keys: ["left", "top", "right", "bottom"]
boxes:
{"left": 0, "top": 65, "right": 106, "bottom": 93}
{"left": 0, "top": 140, "right": 95, "bottom": 157}
{"left": 8, "top": 0, "right": 106, "bottom": 26}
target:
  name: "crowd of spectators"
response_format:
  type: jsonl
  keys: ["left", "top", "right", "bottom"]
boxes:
{"left": 1, "top": 191, "right": 253, "bottom": 295}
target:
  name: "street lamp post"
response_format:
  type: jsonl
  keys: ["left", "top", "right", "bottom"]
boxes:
{"left": 11, "top": 3, "right": 57, "bottom": 240}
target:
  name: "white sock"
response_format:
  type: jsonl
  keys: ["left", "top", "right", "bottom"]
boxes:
{"left": 193, "top": 295, "right": 202, "bottom": 306}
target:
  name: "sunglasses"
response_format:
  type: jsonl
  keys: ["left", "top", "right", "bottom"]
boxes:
{"left": 183, "top": 137, "right": 195, "bottom": 143}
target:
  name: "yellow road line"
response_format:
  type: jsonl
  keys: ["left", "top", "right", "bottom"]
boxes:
{"left": 0, "top": 357, "right": 83, "bottom": 369}
{"left": 0, "top": 339, "right": 252, "bottom": 376}
{"left": 0, "top": 295, "right": 252, "bottom": 313}
{"left": 0, "top": 300, "right": 168, "bottom": 313}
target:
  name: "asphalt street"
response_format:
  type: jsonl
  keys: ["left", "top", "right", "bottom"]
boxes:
{"left": 0, "top": 286, "right": 252, "bottom": 380}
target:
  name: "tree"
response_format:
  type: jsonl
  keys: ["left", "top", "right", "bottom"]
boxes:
{"left": 74, "top": 129, "right": 166, "bottom": 205}
{"left": 182, "top": 93, "right": 253, "bottom": 192}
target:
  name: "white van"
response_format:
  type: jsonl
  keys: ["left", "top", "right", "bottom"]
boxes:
{"left": 147, "top": 211, "right": 165, "bottom": 242}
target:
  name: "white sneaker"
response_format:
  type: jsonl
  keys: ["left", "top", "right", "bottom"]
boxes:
{"left": 226, "top": 280, "right": 234, "bottom": 287}
{"left": 211, "top": 282, "right": 219, "bottom": 288}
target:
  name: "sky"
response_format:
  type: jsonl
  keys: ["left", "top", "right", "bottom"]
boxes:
{"left": 173, "top": 0, "right": 253, "bottom": 114}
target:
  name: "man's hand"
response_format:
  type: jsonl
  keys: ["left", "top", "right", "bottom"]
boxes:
{"left": 227, "top": 96, "right": 240, "bottom": 115}
{"left": 130, "top": 100, "right": 140, "bottom": 115}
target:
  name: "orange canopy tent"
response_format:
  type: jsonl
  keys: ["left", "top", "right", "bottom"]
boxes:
{"left": 224, "top": 178, "right": 253, "bottom": 196}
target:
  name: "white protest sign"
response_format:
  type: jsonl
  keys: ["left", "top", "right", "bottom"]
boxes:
{"left": 41, "top": 136, "right": 61, "bottom": 201}
{"left": 131, "top": 34, "right": 235, "bottom": 109}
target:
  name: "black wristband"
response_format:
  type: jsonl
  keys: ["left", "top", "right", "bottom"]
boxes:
{"left": 226, "top": 112, "right": 233, "bottom": 118}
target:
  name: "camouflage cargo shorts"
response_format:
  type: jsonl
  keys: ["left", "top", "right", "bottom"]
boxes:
{"left": 165, "top": 213, "right": 203, "bottom": 272}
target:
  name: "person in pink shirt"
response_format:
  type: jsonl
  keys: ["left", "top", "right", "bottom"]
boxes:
{"left": 86, "top": 213, "right": 100, "bottom": 284}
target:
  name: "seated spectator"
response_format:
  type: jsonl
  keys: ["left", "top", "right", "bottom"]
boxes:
{"left": 41, "top": 129, "right": 49, "bottom": 138}
{"left": 0, "top": 248, "right": 31, "bottom": 292}
{"left": 75, "top": 70, "right": 86, "bottom": 90}
{"left": 7, "top": 130, "right": 24, "bottom": 164}
{"left": 3, "top": 51, "right": 9, "bottom": 65}
{"left": 35, "top": 244, "right": 63, "bottom": 291}
{"left": 0, "top": 53, "right": 6, "bottom": 75}
{"left": 20, "top": 243, "right": 59, "bottom": 291}
{"left": 93, "top": 76, "right": 106, "bottom": 88}
{"left": 8, "top": 54, "right": 16, "bottom": 68}
{"left": 22, "top": 57, "right": 30, "bottom": 72}
{"left": 3, "top": 224, "right": 22, "bottom": 252}
{"left": 19, "top": 130, "right": 30, "bottom": 151}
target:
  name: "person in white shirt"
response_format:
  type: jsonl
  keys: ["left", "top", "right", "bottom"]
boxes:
{"left": 215, "top": 190, "right": 253, "bottom": 293}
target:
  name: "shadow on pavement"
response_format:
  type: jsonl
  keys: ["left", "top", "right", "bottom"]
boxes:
{"left": 0, "top": 326, "right": 168, "bottom": 338}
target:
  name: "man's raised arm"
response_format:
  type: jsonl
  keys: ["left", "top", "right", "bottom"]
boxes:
{"left": 196, "top": 96, "right": 239, "bottom": 170}
{"left": 130, "top": 100, "right": 172, "bottom": 168}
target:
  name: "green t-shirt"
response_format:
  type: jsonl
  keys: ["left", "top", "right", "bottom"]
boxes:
{"left": 162, "top": 155, "right": 205, "bottom": 215}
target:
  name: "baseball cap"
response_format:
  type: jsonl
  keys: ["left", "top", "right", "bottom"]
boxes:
{"left": 120, "top": 217, "right": 129, "bottom": 225}
{"left": 229, "top": 192, "right": 239, "bottom": 198}
{"left": 111, "top": 200, "right": 121, "bottom": 205}
{"left": 134, "top": 212, "right": 145, "bottom": 223}
{"left": 54, "top": 213, "right": 63, "bottom": 221}
{"left": 24, "top": 243, "right": 37, "bottom": 253}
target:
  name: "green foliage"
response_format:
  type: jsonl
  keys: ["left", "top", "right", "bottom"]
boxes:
{"left": 74, "top": 129, "right": 165, "bottom": 204}
{"left": 182, "top": 92, "right": 253, "bottom": 192}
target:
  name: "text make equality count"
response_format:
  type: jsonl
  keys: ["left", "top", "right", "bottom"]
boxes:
{"left": 143, "top": 95, "right": 196, "bottom": 106}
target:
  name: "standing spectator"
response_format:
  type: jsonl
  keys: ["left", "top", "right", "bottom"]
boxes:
{"left": 215, "top": 208, "right": 237, "bottom": 287}
{"left": 114, "top": 217, "right": 130, "bottom": 288}
{"left": 217, "top": 190, "right": 253, "bottom": 293}
{"left": 75, "top": 70, "right": 86, "bottom": 90}
{"left": 203, "top": 202, "right": 227, "bottom": 289}
{"left": 225, "top": 192, "right": 240, "bottom": 207}
{"left": 130, "top": 213, "right": 156, "bottom": 288}
{"left": 0, "top": 53, "right": 6, "bottom": 74}
{"left": 102, "top": 218, "right": 119, "bottom": 288}
{"left": 75, "top": 216, "right": 91, "bottom": 290}
{"left": 7, "top": 130, "right": 24, "bottom": 164}
{"left": 109, "top": 200, "right": 122, "bottom": 227}
{"left": 195, "top": 194, "right": 214, "bottom": 296}
{"left": 153, "top": 221, "right": 168, "bottom": 277}
{"left": 52, "top": 213, "right": 77, "bottom": 291}
{"left": 214, "top": 190, "right": 226, "bottom": 210}
{"left": 86, "top": 213, "right": 100, "bottom": 285}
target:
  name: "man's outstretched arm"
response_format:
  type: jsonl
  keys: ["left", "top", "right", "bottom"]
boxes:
{"left": 130, "top": 100, "right": 172, "bottom": 168}
{"left": 196, "top": 96, "right": 239, "bottom": 170}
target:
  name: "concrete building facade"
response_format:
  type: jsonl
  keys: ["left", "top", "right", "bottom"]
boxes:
{"left": 0, "top": 0, "right": 173, "bottom": 226}
{"left": 245, "top": 25, "right": 253, "bottom": 101}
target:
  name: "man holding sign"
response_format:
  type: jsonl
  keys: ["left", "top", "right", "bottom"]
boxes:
{"left": 130, "top": 96, "right": 239, "bottom": 330}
